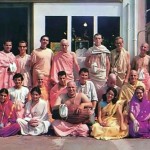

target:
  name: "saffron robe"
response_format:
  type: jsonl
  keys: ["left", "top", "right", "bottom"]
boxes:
{"left": 49, "top": 83, "right": 67, "bottom": 108}
{"left": 16, "top": 54, "right": 31, "bottom": 88}
{"left": 31, "top": 48, "right": 53, "bottom": 87}
{"left": 0, "top": 51, "right": 16, "bottom": 89}
{"left": 51, "top": 51, "right": 79, "bottom": 83}
{"left": 110, "top": 48, "right": 130, "bottom": 87}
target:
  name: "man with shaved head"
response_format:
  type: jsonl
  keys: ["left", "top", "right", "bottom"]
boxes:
{"left": 131, "top": 42, "right": 150, "bottom": 98}
{"left": 98, "top": 73, "right": 120, "bottom": 101}
{"left": 118, "top": 70, "right": 145, "bottom": 106}
{"left": 50, "top": 39, "right": 80, "bottom": 85}
{"left": 52, "top": 81, "right": 92, "bottom": 137}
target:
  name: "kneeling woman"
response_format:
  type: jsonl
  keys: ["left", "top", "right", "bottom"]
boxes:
{"left": 91, "top": 87, "right": 128, "bottom": 140}
{"left": 129, "top": 86, "right": 150, "bottom": 138}
{"left": 17, "top": 87, "right": 50, "bottom": 135}
{"left": 0, "top": 88, "right": 20, "bottom": 137}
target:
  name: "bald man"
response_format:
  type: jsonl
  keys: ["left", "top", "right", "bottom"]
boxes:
{"left": 98, "top": 73, "right": 120, "bottom": 101}
{"left": 50, "top": 39, "right": 80, "bottom": 85}
{"left": 131, "top": 43, "right": 150, "bottom": 96}
{"left": 118, "top": 70, "right": 145, "bottom": 106}
{"left": 52, "top": 81, "right": 92, "bottom": 137}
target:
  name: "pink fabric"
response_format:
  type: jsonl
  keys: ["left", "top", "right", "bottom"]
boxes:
{"left": 31, "top": 48, "right": 53, "bottom": 87}
{"left": 52, "top": 120, "right": 89, "bottom": 137}
{"left": 16, "top": 54, "right": 31, "bottom": 87}
{"left": 0, "top": 51, "right": 16, "bottom": 89}
{"left": 49, "top": 84, "right": 67, "bottom": 108}
{"left": 51, "top": 51, "right": 75, "bottom": 83}
{"left": 15, "top": 102, "right": 25, "bottom": 119}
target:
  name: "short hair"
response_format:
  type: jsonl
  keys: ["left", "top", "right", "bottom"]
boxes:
{"left": 79, "top": 68, "right": 89, "bottom": 75}
{"left": 102, "top": 87, "right": 118, "bottom": 104}
{"left": 13, "top": 73, "right": 24, "bottom": 81}
{"left": 57, "top": 71, "right": 66, "bottom": 77}
{"left": 135, "top": 86, "right": 145, "bottom": 93}
{"left": 40, "top": 35, "right": 49, "bottom": 41}
{"left": 30, "top": 86, "right": 41, "bottom": 95}
{"left": 93, "top": 33, "right": 102, "bottom": 38}
{"left": 3, "top": 40, "right": 12, "bottom": 45}
{"left": 18, "top": 40, "right": 28, "bottom": 46}
{"left": 0, "top": 88, "right": 9, "bottom": 95}
{"left": 115, "top": 36, "right": 123, "bottom": 42}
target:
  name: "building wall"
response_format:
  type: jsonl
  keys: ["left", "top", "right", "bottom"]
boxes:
{"left": 33, "top": 3, "right": 122, "bottom": 50}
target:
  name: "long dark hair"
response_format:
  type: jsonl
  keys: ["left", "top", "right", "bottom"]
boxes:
{"left": 102, "top": 87, "right": 118, "bottom": 104}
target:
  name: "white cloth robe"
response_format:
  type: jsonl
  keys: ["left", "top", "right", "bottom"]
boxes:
{"left": 17, "top": 98, "right": 50, "bottom": 135}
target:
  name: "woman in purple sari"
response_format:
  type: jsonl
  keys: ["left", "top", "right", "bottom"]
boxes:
{"left": 0, "top": 88, "right": 20, "bottom": 137}
{"left": 129, "top": 86, "right": 150, "bottom": 138}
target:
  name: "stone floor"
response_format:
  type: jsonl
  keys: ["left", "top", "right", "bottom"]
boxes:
{"left": 0, "top": 135, "right": 149, "bottom": 150}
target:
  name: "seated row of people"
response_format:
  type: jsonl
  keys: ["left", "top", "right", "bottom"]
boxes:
{"left": 1, "top": 83, "right": 149, "bottom": 139}
{"left": 0, "top": 67, "right": 149, "bottom": 139}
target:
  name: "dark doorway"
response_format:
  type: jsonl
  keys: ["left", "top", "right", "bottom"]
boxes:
{"left": 98, "top": 16, "right": 120, "bottom": 50}
{"left": 0, "top": 4, "right": 32, "bottom": 55}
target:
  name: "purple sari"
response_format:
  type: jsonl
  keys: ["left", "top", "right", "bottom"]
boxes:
{"left": 129, "top": 94, "right": 150, "bottom": 138}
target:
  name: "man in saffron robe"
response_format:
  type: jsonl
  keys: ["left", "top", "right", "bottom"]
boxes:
{"left": 31, "top": 35, "right": 53, "bottom": 88}
{"left": 0, "top": 88, "right": 20, "bottom": 137}
{"left": 110, "top": 37, "right": 130, "bottom": 87}
{"left": 16, "top": 41, "right": 31, "bottom": 88}
{"left": 50, "top": 71, "right": 67, "bottom": 109}
{"left": 52, "top": 81, "right": 92, "bottom": 137}
{"left": 50, "top": 39, "right": 80, "bottom": 85}
{"left": 119, "top": 70, "right": 145, "bottom": 106}
{"left": 85, "top": 33, "right": 110, "bottom": 96}
{"left": 0, "top": 40, "right": 17, "bottom": 89}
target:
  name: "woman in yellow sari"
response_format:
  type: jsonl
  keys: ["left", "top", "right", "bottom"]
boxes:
{"left": 91, "top": 87, "right": 128, "bottom": 140}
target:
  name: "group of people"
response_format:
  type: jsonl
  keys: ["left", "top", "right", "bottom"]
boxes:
{"left": 0, "top": 33, "right": 150, "bottom": 140}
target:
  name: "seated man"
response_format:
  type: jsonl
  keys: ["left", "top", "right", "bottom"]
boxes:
{"left": 119, "top": 70, "right": 145, "bottom": 106}
{"left": 36, "top": 74, "right": 53, "bottom": 122}
{"left": 98, "top": 73, "right": 120, "bottom": 101}
{"left": 118, "top": 70, "right": 145, "bottom": 122}
{"left": 8, "top": 73, "right": 30, "bottom": 118}
{"left": 52, "top": 81, "right": 92, "bottom": 137}
{"left": 49, "top": 71, "right": 67, "bottom": 108}
{"left": 76, "top": 68, "right": 98, "bottom": 110}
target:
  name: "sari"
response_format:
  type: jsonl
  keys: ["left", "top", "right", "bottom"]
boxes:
{"left": 0, "top": 100, "right": 20, "bottom": 137}
{"left": 129, "top": 95, "right": 150, "bottom": 138}
{"left": 91, "top": 101, "right": 128, "bottom": 140}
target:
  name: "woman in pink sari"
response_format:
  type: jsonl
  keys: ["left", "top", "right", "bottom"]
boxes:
{"left": 129, "top": 86, "right": 150, "bottom": 138}
{"left": 0, "top": 88, "right": 20, "bottom": 137}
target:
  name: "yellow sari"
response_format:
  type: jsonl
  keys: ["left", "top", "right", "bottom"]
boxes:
{"left": 91, "top": 102, "right": 128, "bottom": 140}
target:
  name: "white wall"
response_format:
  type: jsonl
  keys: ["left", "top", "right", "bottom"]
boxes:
{"left": 33, "top": 3, "right": 121, "bottom": 50}
{"left": 33, "top": 1, "right": 146, "bottom": 59}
